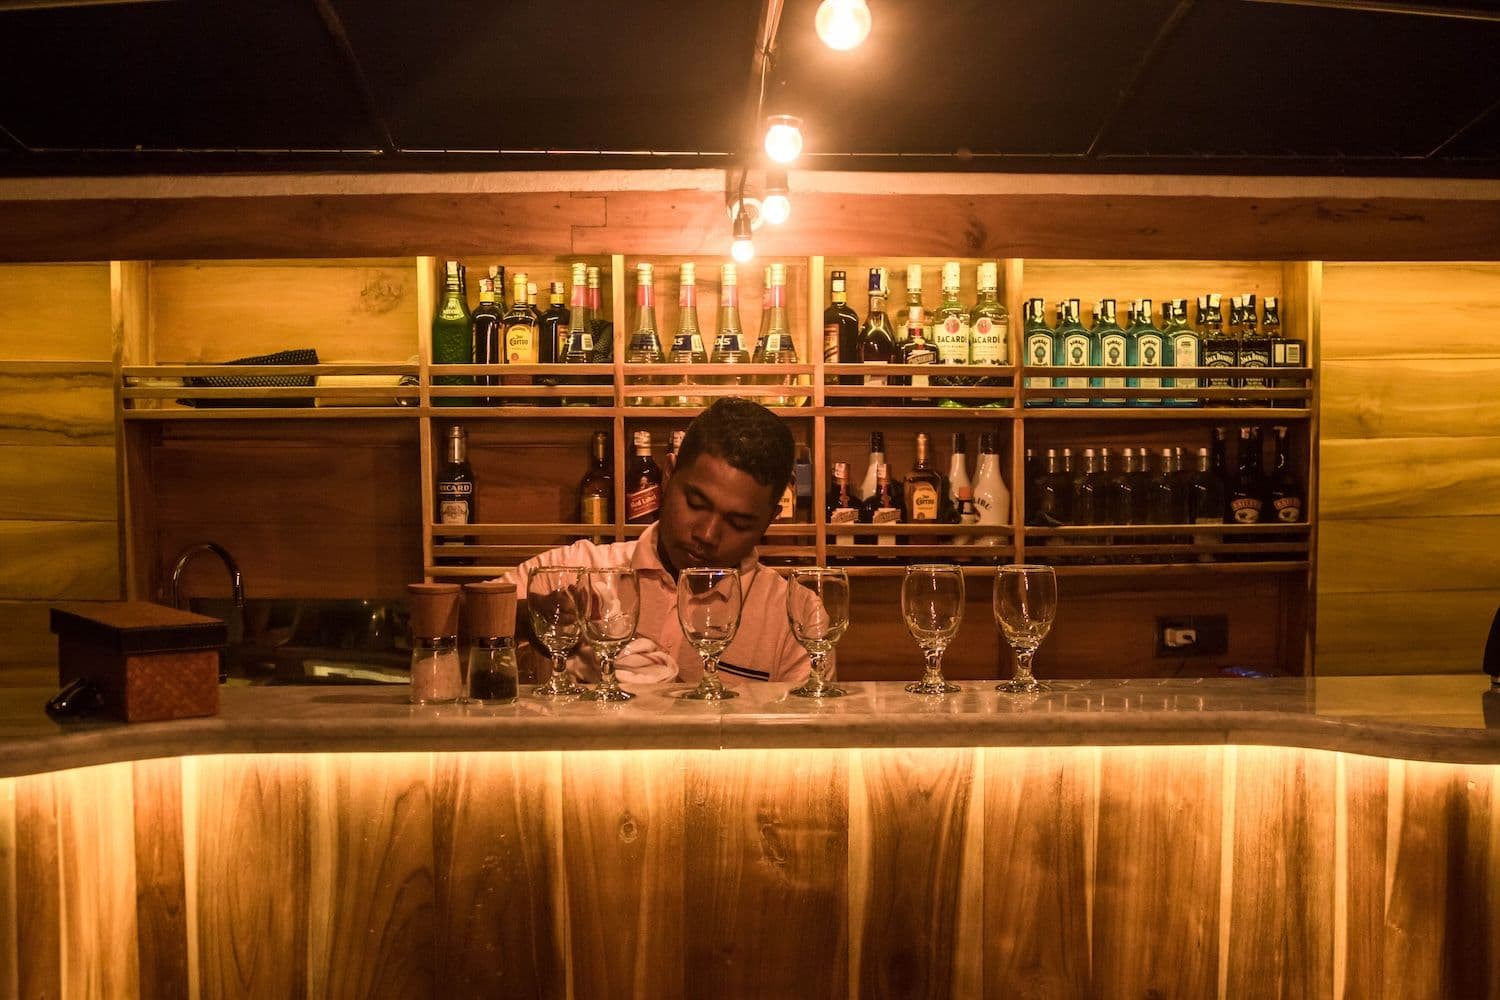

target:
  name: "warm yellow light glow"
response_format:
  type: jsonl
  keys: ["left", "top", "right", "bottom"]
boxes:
{"left": 816, "top": 0, "right": 872, "bottom": 51}
{"left": 731, "top": 235, "right": 756, "bottom": 264}
{"left": 763, "top": 116, "right": 804, "bottom": 165}
{"left": 762, "top": 192, "right": 791, "bottom": 226}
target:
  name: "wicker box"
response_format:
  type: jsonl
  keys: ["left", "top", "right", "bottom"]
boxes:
{"left": 50, "top": 602, "right": 226, "bottom": 722}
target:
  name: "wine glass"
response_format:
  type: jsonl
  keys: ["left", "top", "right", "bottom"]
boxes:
{"left": 676, "top": 568, "right": 743, "bottom": 701}
{"left": 901, "top": 564, "right": 964, "bottom": 695}
{"left": 994, "top": 564, "right": 1058, "bottom": 694}
{"left": 787, "top": 567, "right": 851, "bottom": 699}
{"left": 526, "top": 566, "right": 588, "bottom": 699}
{"left": 582, "top": 567, "right": 640, "bottom": 702}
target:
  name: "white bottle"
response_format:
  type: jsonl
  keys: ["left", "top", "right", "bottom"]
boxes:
{"left": 947, "top": 432, "right": 973, "bottom": 545}
{"left": 972, "top": 430, "right": 1011, "bottom": 544}
{"left": 857, "top": 430, "right": 886, "bottom": 502}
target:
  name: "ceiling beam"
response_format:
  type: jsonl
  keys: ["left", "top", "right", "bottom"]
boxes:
{"left": 1241, "top": 0, "right": 1500, "bottom": 21}
{"left": 1086, "top": 0, "right": 1198, "bottom": 158}
{"left": 1428, "top": 95, "right": 1500, "bottom": 158}
{"left": 0, "top": 0, "right": 165, "bottom": 10}
{"left": 309, "top": 0, "right": 396, "bottom": 156}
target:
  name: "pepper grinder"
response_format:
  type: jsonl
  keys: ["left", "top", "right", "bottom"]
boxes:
{"left": 463, "top": 580, "right": 519, "bottom": 705}
{"left": 406, "top": 582, "right": 463, "bottom": 705}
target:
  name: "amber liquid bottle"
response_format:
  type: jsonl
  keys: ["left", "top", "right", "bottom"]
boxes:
{"left": 578, "top": 430, "right": 613, "bottom": 541}
{"left": 625, "top": 430, "right": 663, "bottom": 525}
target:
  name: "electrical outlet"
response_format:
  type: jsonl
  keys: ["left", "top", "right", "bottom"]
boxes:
{"left": 1156, "top": 615, "right": 1229, "bottom": 657}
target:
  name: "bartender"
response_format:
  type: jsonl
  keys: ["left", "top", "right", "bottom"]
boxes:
{"left": 504, "top": 397, "right": 820, "bottom": 687}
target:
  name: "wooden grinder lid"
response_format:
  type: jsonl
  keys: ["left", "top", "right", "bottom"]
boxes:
{"left": 407, "top": 583, "right": 461, "bottom": 638}
{"left": 463, "top": 580, "right": 517, "bottom": 639}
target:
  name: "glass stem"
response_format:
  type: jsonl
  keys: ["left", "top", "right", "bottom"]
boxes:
{"left": 1013, "top": 648, "right": 1035, "bottom": 684}
{"left": 701, "top": 653, "right": 723, "bottom": 690}
{"left": 551, "top": 651, "right": 568, "bottom": 683}
{"left": 599, "top": 651, "right": 619, "bottom": 691}
{"left": 808, "top": 652, "right": 827, "bottom": 689}
{"left": 922, "top": 648, "right": 946, "bottom": 687}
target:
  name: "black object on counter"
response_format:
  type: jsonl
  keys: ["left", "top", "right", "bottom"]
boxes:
{"left": 46, "top": 678, "right": 105, "bottom": 720}
{"left": 1485, "top": 605, "right": 1500, "bottom": 689}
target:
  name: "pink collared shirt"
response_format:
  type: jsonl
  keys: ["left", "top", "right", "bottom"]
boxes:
{"left": 501, "top": 523, "right": 818, "bottom": 688}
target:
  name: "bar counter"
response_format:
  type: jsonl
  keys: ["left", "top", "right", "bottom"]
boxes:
{"left": 4, "top": 676, "right": 1498, "bottom": 998}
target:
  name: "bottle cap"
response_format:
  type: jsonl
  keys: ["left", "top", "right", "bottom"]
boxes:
{"left": 488, "top": 265, "right": 502, "bottom": 280}
{"left": 407, "top": 582, "right": 461, "bottom": 639}
{"left": 550, "top": 280, "right": 564, "bottom": 296}
{"left": 942, "top": 261, "right": 961, "bottom": 290}
{"left": 670, "top": 429, "right": 685, "bottom": 449}
{"left": 868, "top": 267, "right": 887, "bottom": 295}
{"left": 958, "top": 486, "right": 973, "bottom": 500}
{"left": 571, "top": 262, "right": 587, "bottom": 284}
{"left": 833, "top": 461, "right": 849, "bottom": 479}
{"left": 978, "top": 261, "right": 998, "bottom": 290}
{"left": 633, "top": 429, "right": 652, "bottom": 449}
{"left": 771, "top": 262, "right": 786, "bottom": 285}
{"left": 906, "top": 264, "right": 923, "bottom": 290}
{"left": 830, "top": 269, "right": 846, "bottom": 286}
{"left": 875, "top": 462, "right": 889, "bottom": 480}
{"left": 681, "top": 261, "right": 696, "bottom": 284}
{"left": 463, "top": 580, "right": 517, "bottom": 640}
{"left": 527, "top": 281, "right": 538, "bottom": 298}
{"left": 721, "top": 262, "right": 737, "bottom": 285}
{"left": 951, "top": 432, "right": 966, "bottom": 452}
{"left": 637, "top": 262, "right": 653, "bottom": 283}
{"left": 587, "top": 266, "right": 601, "bottom": 286}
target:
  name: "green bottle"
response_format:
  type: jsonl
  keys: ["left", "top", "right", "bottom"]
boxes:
{"left": 432, "top": 260, "right": 473, "bottom": 406}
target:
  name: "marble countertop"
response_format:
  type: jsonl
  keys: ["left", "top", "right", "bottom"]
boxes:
{"left": 2, "top": 675, "right": 1497, "bottom": 778}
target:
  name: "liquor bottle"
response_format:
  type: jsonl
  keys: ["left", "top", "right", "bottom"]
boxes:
{"left": 1023, "top": 297, "right": 1055, "bottom": 407}
{"left": 944, "top": 432, "right": 972, "bottom": 524}
{"left": 1164, "top": 299, "right": 1200, "bottom": 408}
{"left": 895, "top": 264, "right": 929, "bottom": 341}
{"left": 432, "top": 260, "right": 474, "bottom": 406}
{"left": 1187, "top": 445, "right": 1228, "bottom": 561}
{"left": 1055, "top": 299, "right": 1093, "bottom": 407}
{"left": 668, "top": 262, "right": 707, "bottom": 407}
{"left": 1109, "top": 447, "right": 1145, "bottom": 528}
{"left": 1094, "top": 299, "right": 1128, "bottom": 407}
{"left": 972, "top": 430, "right": 1011, "bottom": 545}
{"left": 1147, "top": 445, "right": 1185, "bottom": 524}
{"left": 665, "top": 428, "right": 686, "bottom": 479}
{"left": 932, "top": 261, "right": 971, "bottom": 407}
{"left": 1069, "top": 447, "right": 1103, "bottom": 562}
{"left": 758, "top": 262, "right": 802, "bottom": 407}
{"left": 904, "top": 432, "right": 943, "bottom": 526}
{"left": 561, "top": 263, "right": 596, "bottom": 407}
{"left": 858, "top": 431, "right": 886, "bottom": 501}
{"left": 970, "top": 262, "right": 1009, "bottom": 397}
{"left": 1265, "top": 296, "right": 1305, "bottom": 404}
{"left": 586, "top": 266, "right": 614, "bottom": 366}
{"left": 794, "top": 445, "right": 814, "bottom": 521}
{"left": 711, "top": 262, "right": 751, "bottom": 388}
{"left": 751, "top": 265, "right": 772, "bottom": 364}
{"left": 897, "top": 268, "right": 937, "bottom": 397}
{"left": 1127, "top": 297, "right": 1166, "bottom": 407}
{"left": 535, "top": 279, "right": 568, "bottom": 404}
{"left": 953, "top": 487, "right": 978, "bottom": 544}
{"left": 1237, "top": 293, "right": 1272, "bottom": 399}
{"left": 625, "top": 263, "right": 665, "bottom": 407}
{"left": 858, "top": 462, "right": 902, "bottom": 547}
{"left": 857, "top": 267, "right": 897, "bottom": 395}
{"left": 436, "top": 425, "right": 476, "bottom": 559}
{"left": 1023, "top": 446, "right": 1043, "bottom": 516}
{"left": 501, "top": 273, "right": 539, "bottom": 402}
{"left": 471, "top": 275, "right": 503, "bottom": 404}
{"left": 828, "top": 461, "right": 860, "bottom": 547}
{"left": 578, "top": 430, "right": 613, "bottom": 540}
{"left": 1267, "top": 426, "right": 1304, "bottom": 523}
{"left": 824, "top": 269, "right": 861, "bottom": 386}
{"left": 1229, "top": 427, "right": 1266, "bottom": 524}
{"left": 1200, "top": 293, "right": 1236, "bottom": 394}
{"left": 625, "top": 430, "right": 663, "bottom": 524}
{"left": 1029, "top": 447, "right": 1069, "bottom": 534}
{"left": 487, "top": 265, "right": 506, "bottom": 311}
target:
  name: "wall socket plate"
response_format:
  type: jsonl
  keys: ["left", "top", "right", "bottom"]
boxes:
{"left": 1156, "top": 615, "right": 1229, "bottom": 657}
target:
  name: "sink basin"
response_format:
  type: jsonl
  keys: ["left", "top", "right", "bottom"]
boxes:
{"left": 188, "top": 598, "right": 410, "bottom": 685}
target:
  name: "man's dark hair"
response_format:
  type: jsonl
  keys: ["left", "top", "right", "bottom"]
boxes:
{"left": 677, "top": 397, "right": 795, "bottom": 503}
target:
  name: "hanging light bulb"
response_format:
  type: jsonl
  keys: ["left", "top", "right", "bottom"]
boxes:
{"left": 731, "top": 207, "right": 755, "bottom": 263}
{"left": 815, "top": 0, "right": 872, "bottom": 51}
{"left": 762, "top": 168, "right": 791, "bottom": 225}
{"left": 763, "top": 115, "right": 804, "bottom": 165}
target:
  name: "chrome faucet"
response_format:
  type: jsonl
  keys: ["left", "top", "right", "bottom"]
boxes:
{"left": 170, "top": 542, "right": 245, "bottom": 611}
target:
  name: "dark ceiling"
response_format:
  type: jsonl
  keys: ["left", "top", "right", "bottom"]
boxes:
{"left": 1, "top": 0, "right": 1497, "bottom": 177}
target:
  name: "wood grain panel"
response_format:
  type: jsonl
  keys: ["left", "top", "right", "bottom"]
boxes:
{"left": 1322, "top": 359, "right": 1500, "bottom": 440}
{"left": 684, "top": 748, "right": 848, "bottom": 999}
{"left": 562, "top": 749, "right": 684, "bottom": 1000}
{"left": 55, "top": 762, "right": 140, "bottom": 999}
{"left": 982, "top": 747, "right": 1096, "bottom": 999}
{"left": 0, "top": 520, "right": 120, "bottom": 601}
{"left": 13, "top": 771, "right": 61, "bottom": 999}
{"left": 191, "top": 754, "right": 310, "bottom": 998}
{"left": 1382, "top": 759, "right": 1496, "bottom": 999}
{"left": 851, "top": 747, "right": 976, "bottom": 1000}
{"left": 0, "top": 777, "right": 16, "bottom": 1000}
{"left": 0, "top": 263, "right": 112, "bottom": 359}
{"left": 1226, "top": 746, "right": 1336, "bottom": 999}
{"left": 0, "top": 600, "right": 58, "bottom": 685}
{"left": 132, "top": 757, "right": 189, "bottom": 1000}
{"left": 0, "top": 371, "right": 114, "bottom": 446}
{"left": 149, "top": 261, "right": 419, "bottom": 364}
{"left": 307, "top": 752, "right": 436, "bottom": 1000}
{"left": 1322, "top": 263, "right": 1500, "bottom": 360}
{"left": 1093, "top": 746, "right": 1223, "bottom": 1000}
{"left": 1342, "top": 754, "right": 1389, "bottom": 1000}
{"left": 1316, "top": 590, "right": 1500, "bottom": 676}
{"left": 1319, "top": 517, "right": 1500, "bottom": 595}
{"left": 1320, "top": 437, "right": 1500, "bottom": 520}
{"left": 0, "top": 444, "right": 117, "bottom": 521}
{"left": 432, "top": 750, "right": 565, "bottom": 998}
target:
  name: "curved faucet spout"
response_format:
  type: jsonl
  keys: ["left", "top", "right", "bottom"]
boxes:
{"left": 170, "top": 542, "right": 244, "bottom": 611}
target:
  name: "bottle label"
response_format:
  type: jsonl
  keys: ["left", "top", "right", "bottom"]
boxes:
{"left": 824, "top": 323, "right": 841, "bottom": 363}
{"left": 1274, "top": 496, "right": 1302, "bottom": 522}
{"left": 1230, "top": 496, "right": 1264, "bottom": 524}
{"left": 1025, "top": 334, "right": 1053, "bottom": 385}
{"left": 626, "top": 485, "right": 661, "bottom": 522}
{"left": 439, "top": 498, "right": 471, "bottom": 525}
{"left": 1100, "top": 334, "right": 1128, "bottom": 392}
{"left": 505, "top": 322, "right": 538, "bottom": 364}
{"left": 1240, "top": 343, "right": 1271, "bottom": 389}
{"left": 1136, "top": 333, "right": 1165, "bottom": 391}
{"left": 1203, "top": 344, "right": 1236, "bottom": 388}
{"left": 777, "top": 487, "right": 795, "bottom": 522}
{"left": 568, "top": 332, "right": 595, "bottom": 357}
{"left": 934, "top": 315, "right": 970, "bottom": 365}
{"left": 971, "top": 316, "right": 1005, "bottom": 364}
{"left": 909, "top": 483, "right": 939, "bottom": 521}
{"left": 581, "top": 495, "right": 609, "bottom": 525}
{"left": 831, "top": 506, "right": 858, "bottom": 545}
{"left": 1062, "top": 333, "right": 1091, "bottom": 392}
{"left": 873, "top": 506, "right": 900, "bottom": 545}
{"left": 863, "top": 372, "right": 889, "bottom": 387}
{"left": 670, "top": 332, "right": 703, "bottom": 357}
{"left": 1273, "top": 340, "right": 1304, "bottom": 366}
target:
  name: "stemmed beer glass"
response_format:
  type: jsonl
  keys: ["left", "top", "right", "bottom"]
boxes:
{"left": 901, "top": 564, "right": 964, "bottom": 695}
{"left": 994, "top": 564, "right": 1058, "bottom": 694}
{"left": 676, "top": 568, "right": 743, "bottom": 701}
{"left": 582, "top": 567, "right": 640, "bottom": 702}
{"left": 526, "top": 566, "right": 588, "bottom": 699}
{"left": 786, "top": 567, "right": 851, "bottom": 698}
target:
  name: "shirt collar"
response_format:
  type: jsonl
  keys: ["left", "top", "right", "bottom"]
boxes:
{"left": 631, "top": 521, "right": 761, "bottom": 577}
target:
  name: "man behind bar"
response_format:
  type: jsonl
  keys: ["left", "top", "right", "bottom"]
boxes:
{"left": 504, "top": 396, "right": 820, "bottom": 688}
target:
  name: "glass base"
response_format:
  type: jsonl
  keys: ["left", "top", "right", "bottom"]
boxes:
{"left": 533, "top": 673, "right": 586, "bottom": 699}
{"left": 679, "top": 685, "right": 738, "bottom": 701}
{"left": 997, "top": 677, "right": 1051, "bottom": 694}
{"left": 789, "top": 680, "right": 850, "bottom": 699}
{"left": 585, "top": 685, "right": 634, "bottom": 702}
{"left": 905, "top": 679, "right": 961, "bottom": 695}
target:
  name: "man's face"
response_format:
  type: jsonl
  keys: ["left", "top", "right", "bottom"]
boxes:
{"left": 657, "top": 451, "right": 778, "bottom": 573}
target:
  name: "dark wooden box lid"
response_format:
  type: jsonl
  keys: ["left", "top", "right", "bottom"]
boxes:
{"left": 50, "top": 601, "right": 227, "bottom": 654}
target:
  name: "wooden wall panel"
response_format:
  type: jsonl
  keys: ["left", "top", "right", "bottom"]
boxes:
{"left": 1316, "top": 590, "right": 1500, "bottom": 676}
{"left": 562, "top": 749, "right": 684, "bottom": 1000}
{"left": 1321, "top": 263, "right": 1500, "bottom": 361}
{"left": 0, "top": 600, "right": 58, "bottom": 686}
{"left": 147, "top": 261, "right": 419, "bottom": 364}
{"left": 1319, "top": 437, "right": 1500, "bottom": 521}
{"left": 12, "top": 771, "right": 62, "bottom": 999}
{"left": 55, "top": 763, "right": 140, "bottom": 999}
{"left": 0, "top": 777, "right": 16, "bottom": 999}
{"left": 1342, "top": 754, "right": 1390, "bottom": 1000}
{"left": 0, "top": 263, "right": 112, "bottom": 359}
{"left": 850, "top": 748, "right": 977, "bottom": 1000}
{"left": 1321, "top": 359, "right": 1500, "bottom": 440}
{"left": 0, "top": 371, "right": 114, "bottom": 447}
{"left": 1319, "top": 518, "right": 1500, "bottom": 594}
{"left": 131, "top": 758, "right": 189, "bottom": 1000}
{"left": 0, "top": 444, "right": 117, "bottom": 521}
{"left": 0, "top": 520, "right": 120, "bottom": 600}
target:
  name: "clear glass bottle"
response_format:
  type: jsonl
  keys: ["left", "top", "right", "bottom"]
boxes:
{"left": 758, "top": 262, "right": 802, "bottom": 407}
{"left": 932, "top": 261, "right": 972, "bottom": 408}
{"left": 668, "top": 262, "right": 707, "bottom": 407}
{"left": 897, "top": 264, "right": 936, "bottom": 398}
{"left": 560, "top": 263, "right": 596, "bottom": 407}
{"left": 710, "top": 262, "right": 750, "bottom": 387}
{"left": 970, "top": 261, "right": 1009, "bottom": 406}
{"left": 625, "top": 262, "right": 665, "bottom": 406}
